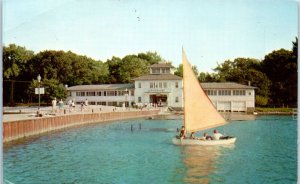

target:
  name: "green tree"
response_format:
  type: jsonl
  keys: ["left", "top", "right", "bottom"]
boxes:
{"left": 192, "top": 65, "right": 199, "bottom": 77}
{"left": 3, "top": 44, "right": 34, "bottom": 80}
{"left": 262, "top": 49, "right": 297, "bottom": 106}
{"left": 137, "top": 51, "right": 163, "bottom": 65}
{"left": 28, "top": 50, "right": 73, "bottom": 83}
{"left": 174, "top": 64, "right": 183, "bottom": 77}
{"left": 28, "top": 50, "right": 109, "bottom": 86}
{"left": 292, "top": 37, "right": 298, "bottom": 57}
{"left": 27, "top": 78, "right": 67, "bottom": 104}
{"left": 214, "top": 58, "right": 261, "bottom": 82}
{"left": 106, "top": 56, "right": 122, "bottom": 83}
{"left": 255, "top": 95, "right": 268, "bottom": 106}
{"left": 119, "top": 55, "right": 149, "bottom": 83}
{"left": 3, "top": 44, "right": 34, "bottom": 105}
{"left": 198, "top": 72, "right": 220, "bottom": 82}
{"left": 174, "top": 64, "right": 199, "bottom": 77}
{"left": 214, "top": 58, "right": 271, "bottom": 105}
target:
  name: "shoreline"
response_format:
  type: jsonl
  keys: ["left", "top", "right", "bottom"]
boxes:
{"left": 3, "top": 108, "right": 160, "bottom": 143}
{"left": 3, "top": 105, "right": 296, "bottom": 143}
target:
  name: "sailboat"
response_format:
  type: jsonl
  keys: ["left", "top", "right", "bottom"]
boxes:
{"left": 172, "top": 49, "right": 236, "bottom": 146}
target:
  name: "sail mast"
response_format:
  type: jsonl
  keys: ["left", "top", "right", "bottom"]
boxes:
{"left": 182, "top": 48, "right": 187, "bottom": 130}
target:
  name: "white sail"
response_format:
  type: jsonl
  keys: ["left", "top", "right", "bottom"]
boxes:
{"left": 182, "top": 49, "right": 227, "bottom": 133}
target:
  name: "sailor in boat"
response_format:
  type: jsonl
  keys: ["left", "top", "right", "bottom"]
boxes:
{"left": 213, "top": 129, "right": 233, "bottom": 140}
{"left": 213, "top": 129, "right": 223, "bottom": 140}
{"left": 201, "top": 132, "right": 213, "bottom": 140}
{"left": 190, "top": 132, "right": 202, "bottom": 140}
{"left": 179, "top": 126, "right": 186, "bottom": 140}
{"left": 190, "top": 132, "right": 212, "bottom": 140}
{"left": 189, "top": 132, "right": 196, "bottom": 139}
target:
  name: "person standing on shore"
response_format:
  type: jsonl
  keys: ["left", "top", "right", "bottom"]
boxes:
{"left": 59, "top": 99, "right": 64, "bottom": 113}
{"left": 52, "top": 97, "right": 57, "bottom": 113}
{"left": 85, "top": 99, "right": 88, "bottom": 110}
{"left": 72, "top": 99, "right": 76, "bottom": 111}
{"left": 68, "top": 99, "right": 72, "bottom": 112}
{"left": 81, "top": 102, "right": 84, "bottom": 112}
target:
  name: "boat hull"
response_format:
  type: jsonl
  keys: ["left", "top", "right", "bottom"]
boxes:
{"left": 172, "top": 137, "right": 236, "bottom": 146}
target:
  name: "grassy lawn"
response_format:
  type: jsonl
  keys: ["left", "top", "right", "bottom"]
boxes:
{"left": 255, "top": 107, "right": 296, "bottom": 112}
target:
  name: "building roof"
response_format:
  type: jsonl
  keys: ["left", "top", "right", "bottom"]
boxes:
{"left": 133, "top": 74, "right": 182, "bottom": 81}
{"left": 67, "top": 83, "right": 134, "bottom": 91}
{"left": 201, "top": 82, "right": 256, "bottom": 89}
{"left": 150, "top": 63, "right": 175, "bottom": 68}
{"left": 67, "top": 82, "right": 255, "bottom": 91}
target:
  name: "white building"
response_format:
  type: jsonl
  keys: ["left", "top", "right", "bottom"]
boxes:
{"left": 67, "top": 84, "right": 135, "bottom": 107}
{"left": 133, "top": 63, "right": 183, "bottom": 108}
{"left": 202, "top": 82, "right": 256, "bottom": 112}
{"left": 66, "top": 63, "right": 256, "bottom": 112}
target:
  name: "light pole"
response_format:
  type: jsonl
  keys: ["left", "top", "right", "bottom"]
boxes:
{"left": 125, "top": 88, "right": 128, "bottom": 108}
{"left": 37, "top": 74, "right": 41, "bottom": 110}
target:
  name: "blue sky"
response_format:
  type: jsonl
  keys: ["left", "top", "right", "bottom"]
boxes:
{"left": 3, "top": 0, "right": 298, "bottom": 72}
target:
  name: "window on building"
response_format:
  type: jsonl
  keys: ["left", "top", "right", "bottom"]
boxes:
{"left": 163, "top": 82, "right": 167, "bottom": 88}
{"left": 150, "top": 82, "right": 154, "bottom": 88}
{"left": 175, "top": 97, "right": 179, "bottom": 103}
{"left": 86, "top": 92, "right": 95, "bottom": 96}
{"left": 206, "top": 90, "right": 217, "bottom": 96}
{"left": 97, "top": 91, "right": 102, "bottom": 96}
{"left": 233, "top": 90, "right": 246, "bottom": 96}
{"left": 175, "top": 82, "right": 179, "bottom": 88}
{"left": 152, "top": 68, "right": 160, "bottom": 74}
{"left": 138, "top": 97, "right": 142, "bottom": 103}
{"left": 103, "top": 91, "right": 107, "bottom": 96}
{"left": 107, "top": 102, "right": 117, "bottom": 106}
{"left": 122, "top": 90, "right": 128, "bottom": 96}
{"left": 76, "top": 92, "right": 85, "bottom": 96}
{"left": 138, "top": 83, "right": 141, "bottom": 88}
{"left": 131, "top": 90, "right": 134, "bottom": 96}
{"left": 97, "top": 101, "right": 106, "bottom": 106}
{"left": 218, "top": 90, "right": 231, "bottom": 96}
{"left": 159, "top": 82, "right": 162, "bottom": 88}
{"left": 90, "top": 101, "right": 96, "bottom": 105}
{"left": 107, "top": 91, "right": 115, "bottom": 96}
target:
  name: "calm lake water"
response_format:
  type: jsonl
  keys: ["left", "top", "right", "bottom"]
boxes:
{"left": 4, "top": 115, "right": 297, "bottom": 184}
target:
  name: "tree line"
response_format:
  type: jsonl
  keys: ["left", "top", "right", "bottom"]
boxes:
{"left": 182, "top": 38, "right": 297, "bottom": 107}
{"left": 3, "top": 37, "right": 297, "bottom": 107}
{"left": 3, "top": 45, "right": 162, "bottom": 105}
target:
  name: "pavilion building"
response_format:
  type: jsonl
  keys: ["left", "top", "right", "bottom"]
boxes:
{"left": 67, "top": 63, "right": 256, "bottom": 112}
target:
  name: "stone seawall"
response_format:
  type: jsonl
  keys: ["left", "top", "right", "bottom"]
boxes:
{"left": 3, "top": 110, "right": 160, "bottom": 142}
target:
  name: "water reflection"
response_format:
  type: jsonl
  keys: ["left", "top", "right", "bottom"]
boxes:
{"left": 182, "top": 145, "right": 235, "bottom": 184}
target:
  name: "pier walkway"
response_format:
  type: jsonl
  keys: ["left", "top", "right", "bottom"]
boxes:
{"left": 3, "top": 105, "right": 161, "bottom": 142}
